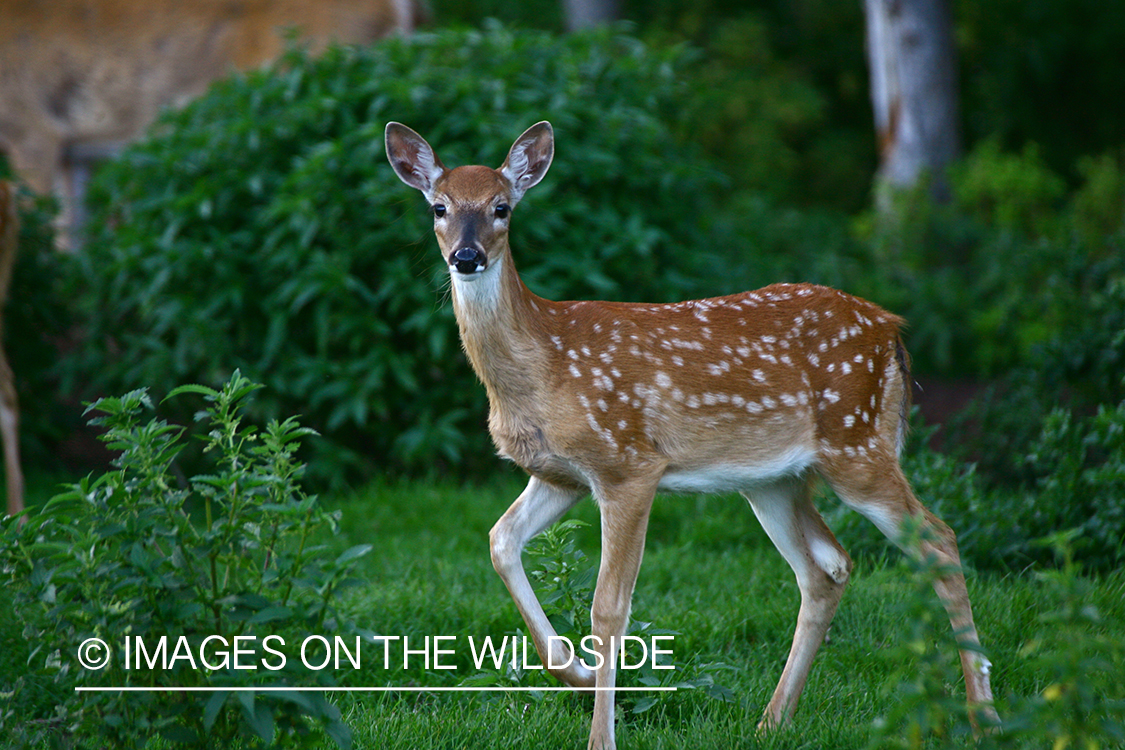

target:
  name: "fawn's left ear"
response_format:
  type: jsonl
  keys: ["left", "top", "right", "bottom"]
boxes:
{"left": 500, "top": 121, "right": 554, "bottom": 207}
{"left": 385, "top": 122, "right": 447, "bottom": 202}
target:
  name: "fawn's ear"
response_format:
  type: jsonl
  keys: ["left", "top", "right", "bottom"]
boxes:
{"left": 386, "top": 122, "right": 447, "bottom": 202}
{"left": 500, "top": 121, "right": 553, "bottom": 207}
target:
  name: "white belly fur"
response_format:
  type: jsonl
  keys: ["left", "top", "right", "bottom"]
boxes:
{"left": 657, "top": 445, "right": 816, "bottom": 494}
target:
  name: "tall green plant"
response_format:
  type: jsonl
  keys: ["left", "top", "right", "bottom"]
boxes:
{"left": 0, "top": 372, "right": 367, "bottom": 747}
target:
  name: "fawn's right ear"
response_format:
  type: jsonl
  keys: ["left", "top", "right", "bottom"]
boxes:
{"left": 385, "top": 122, "right": 446, "bottom": 202}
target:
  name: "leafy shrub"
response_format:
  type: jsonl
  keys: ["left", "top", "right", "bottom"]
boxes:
{"left": 0, "top": 372, "right": 367, "bottom": 747}
{"left": 990, "top": 537, "right": 1125, "bottom": 750}
{"left": 848, "top": 138, "right": 1125, "bottom": 378}
{"left": 705, "top": 192, "right": 863, "bottom": 293}
{"left": 526, "top": 519, "right": 597, "bottom": 645}
{"left": 1017, "top": 401, "right": 1125, "bottom": 570}
{"left": 947, "top": 270, "right": 1125, "bottom": 486}
{"left": 869, "top": 535, "right": 1125, "bottom": 749}
{"left": 949, "top": 138, "right": 1067, "bottom": 238}
{"left": 1068, "top": 150, "right": 1125, "bottom": 245}
{"left": 65, "top": 23, "right": 723, "bottom": 486}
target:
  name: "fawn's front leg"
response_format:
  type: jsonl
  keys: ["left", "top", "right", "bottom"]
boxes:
{"left": 586, "top": 477, "right": 658, "bottom": 750}
{"left": 490, "top": 476, "right": 595, "bottom": 687}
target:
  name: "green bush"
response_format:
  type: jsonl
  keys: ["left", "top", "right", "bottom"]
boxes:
{"left": 66, "top": 23, "right": 724, "bottom": 486}
{"left": 869, "top": 535, "right": 1125, "bottom": 749}
{"left": 946, "top": 269, "right": 1125, "bottom": 486}
{"left": 0, "top": 372, "right": 366, "bottom": 747}
{"left": 1018, "top": 401, "right": 1125, "bottom": 570}
{"left": 848, "top": 140, "right": 1125, "bottom": 378}
{"left": 1067, "top": 150, "right": 1125, "bottom": 245}
{"left": 950, "top": 138, "right": 1067, "bottom": 238}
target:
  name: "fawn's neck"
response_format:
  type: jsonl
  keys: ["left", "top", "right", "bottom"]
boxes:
{"left": 450, "top": 252, "right": 553, "bottom": 409}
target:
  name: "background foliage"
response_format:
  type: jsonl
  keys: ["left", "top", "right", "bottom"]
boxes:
{"left": 63, "top": 24, "right": 722, "bottom": 486}
{"left": 2, "top": 3, "right": 1122, "bottom": 561}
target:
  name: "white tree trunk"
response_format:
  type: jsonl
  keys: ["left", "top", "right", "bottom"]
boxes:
{"left": 562, "top": 0, "right": 618, "bottom": 31}
{"left": 864, "top": 0, "right": 959, "bottom": 200}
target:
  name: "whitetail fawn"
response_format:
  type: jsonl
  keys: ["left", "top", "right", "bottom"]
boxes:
{"left": 386, "top": 121, "right": 996, "bottom": 749}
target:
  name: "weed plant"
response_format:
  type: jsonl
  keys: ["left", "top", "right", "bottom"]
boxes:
{"left": 0, "top": 373, "right": 368, "bottom": 748}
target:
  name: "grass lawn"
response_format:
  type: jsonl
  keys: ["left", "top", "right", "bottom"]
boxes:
{"left": 313, "top": 477, "right": 1125, "bottom": 749}
{"left": 2, "top": 470, "right": 1123, "bottom": 748}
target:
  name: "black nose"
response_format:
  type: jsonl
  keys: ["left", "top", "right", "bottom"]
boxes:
{"left": 451, "top": 247, "right": 487, "bottom": 274}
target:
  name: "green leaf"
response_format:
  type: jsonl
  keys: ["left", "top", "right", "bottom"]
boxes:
{"left": 164, "top": 383, "right": 219, "bottom": 402}
{"left": 232, "top": 689, "right": 275, "bottom": 745}
{"left": 247, "top": 606, "right": 294, "bottom": 624}
{"left": 334, "top": 544, "right": 373, "bottom": 567}
{"left": 202, "top": 690, "right": 228, "bottom": 732}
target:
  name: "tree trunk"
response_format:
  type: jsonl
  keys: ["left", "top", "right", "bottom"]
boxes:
{"left": 561, "top": 0, "right": 618, "bottom": 31}
{"left": 864, "top": 0, "right": 959, "bottom": 205}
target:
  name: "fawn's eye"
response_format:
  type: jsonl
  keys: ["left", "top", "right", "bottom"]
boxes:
{"left": 494, "top": 204, "right": 510, "bottom": 220}
{"left": 432, "top": 204, "right": 447, "bottom": 218}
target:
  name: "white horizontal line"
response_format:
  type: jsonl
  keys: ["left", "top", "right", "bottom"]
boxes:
{"left": 76, "top": 686, "right": 677, "bottom": 693}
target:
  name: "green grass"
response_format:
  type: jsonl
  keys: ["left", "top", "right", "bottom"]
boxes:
{"left": 4, "top": 472, "right": 1123, "bottom": 748}
{"left": 316, "top": 479, "right": 1125, "bottom": 749}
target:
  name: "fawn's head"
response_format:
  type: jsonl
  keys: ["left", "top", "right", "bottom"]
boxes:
{"left": 386, "top": 121, "right": 554, "bottom": 279}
